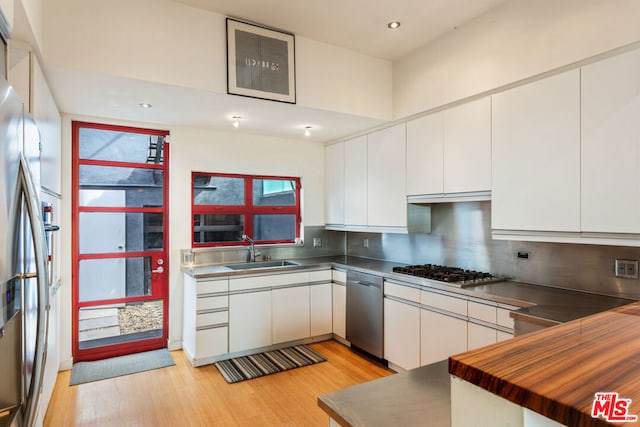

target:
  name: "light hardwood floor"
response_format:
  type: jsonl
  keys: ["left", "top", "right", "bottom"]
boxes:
{"left": 44, "top": 340, "right": 393, "bottom": 426}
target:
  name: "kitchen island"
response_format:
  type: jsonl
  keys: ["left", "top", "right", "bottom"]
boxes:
{"left": 449, "top": 302, "right": 640, "bottom": 426}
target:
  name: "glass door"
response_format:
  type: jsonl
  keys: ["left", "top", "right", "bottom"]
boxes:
{"left": 72, "top": 122, "right": 169, "bottom": 362}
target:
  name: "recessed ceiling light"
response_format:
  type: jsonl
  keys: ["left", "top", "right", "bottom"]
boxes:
{"left": 304, "top": 126, "right": 312, "bottom": 137}
{"left": 139, "top": 103, "right": 152, "bottom": 109}
{"left": 387, "top": 21, "right": 401, "bottom": 30}
{"left": 232, "top": 116, "right": 242, "bottom": 128}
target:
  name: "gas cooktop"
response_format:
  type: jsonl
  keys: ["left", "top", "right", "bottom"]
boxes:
{"left": 391, "top": 264, "right": 501, "bottom": 287}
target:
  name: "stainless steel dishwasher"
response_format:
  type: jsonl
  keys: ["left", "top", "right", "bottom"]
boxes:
{"left": 346, "top": 270, "right": 384, "bottom": 359}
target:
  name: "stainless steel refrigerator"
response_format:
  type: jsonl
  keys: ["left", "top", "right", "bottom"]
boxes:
{"left": 0, "top": 77, "right": 50, "bottom": 427}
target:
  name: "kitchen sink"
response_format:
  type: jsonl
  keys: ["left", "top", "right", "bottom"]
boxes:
{"left": 225, "top": 260, "right": 299, "bottom": 270}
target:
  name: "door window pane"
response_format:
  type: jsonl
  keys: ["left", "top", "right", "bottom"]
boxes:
{"left": 193, "top": 214, "right": 244, "bottom": 243}
{"left": 79, "top": 165, "right": 163, "bottom": 207}
{"left": 78, "top": 128, "right": 165, "bottom": 164}
{"left": 253, "top": 179, "right": 296, "bottom": 206}
{"left": 79, "top": 257, "right": 152, "bottom": 302}
{"left": 253, "top": 214, "right": 296, "bottom": 241}
{"left": 193, "top": 175, "right": 244, "bottom": 205}
{"left": 78, "top": 299, "right": 163, "bottom": 350}
{"left": 79, "top": 212, "right": 164, "bottom": 254}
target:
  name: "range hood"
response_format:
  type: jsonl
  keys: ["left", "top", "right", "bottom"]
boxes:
{"left": 407, "top": 190, "right": 491, "bottom": 205}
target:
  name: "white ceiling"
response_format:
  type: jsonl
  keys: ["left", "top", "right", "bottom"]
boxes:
{"left": 40, "top": 0, "right": 509, "bottom": 143}
{"left": 174, "top": 0, "right": 507, "bottom": 61}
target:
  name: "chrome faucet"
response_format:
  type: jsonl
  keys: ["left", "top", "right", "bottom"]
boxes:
{"left": 242, "top": 234, "right": 261, "bottom": 262}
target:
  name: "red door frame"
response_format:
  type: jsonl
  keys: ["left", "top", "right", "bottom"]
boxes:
{"left": 71, "top": 121, "right": 170, "bottom": 362}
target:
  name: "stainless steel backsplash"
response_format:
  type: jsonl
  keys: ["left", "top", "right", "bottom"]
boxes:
{"left": 183, "top": 202, "right": 640, "bottom": 299}
{"left": 347, "top": 201, "right": 640, "bottom": 300}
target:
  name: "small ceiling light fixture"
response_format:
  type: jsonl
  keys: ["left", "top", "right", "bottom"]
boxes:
{"left": 139, "top": 103, "right": 152, "bottom": 109}
{"left": 304, "top": 126, "right": 312, "bottom": 137}
{"left": 232, "top": 116, "right": 242, "bottom": 128}
{"left": 387, "top": 20, "right": 401, "bottom": 30}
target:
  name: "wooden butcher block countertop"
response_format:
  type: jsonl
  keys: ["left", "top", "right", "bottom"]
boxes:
{"left": 449, "top": 301, "right": 640, "bottom": 426}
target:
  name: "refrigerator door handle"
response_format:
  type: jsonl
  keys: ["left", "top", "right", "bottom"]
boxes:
{"left": 18, "top": 154, "right": 50, "bottom": 427}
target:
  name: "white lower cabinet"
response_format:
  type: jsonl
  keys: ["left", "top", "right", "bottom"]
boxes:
{"left": 381, "top": 282, "right": 517, "bottom": 369}
{"left": 420, "top": 308, "right": 468, "bottom": 366}
{"left": 310, "top": 283, "right": 333, "bottom": 336}
{"left": 195, "top": 327, "right": 228, "bottom": 360}
{"left": 467, "top": 322, "right": 498, "bottom": 351}
{"left": 183, "top": 274, "right": 230, "bottom": 366}
{"left": 229, "top": 290, "right": 272, "bottom": 353}
{"left": 272, "top": 286, "right": 310, "bottom": 344}
{"left": 332, "top": 270, "right": 347, "bottom": 340}
{"left": 384, "top": 298, "right": 421, "bottom": 370}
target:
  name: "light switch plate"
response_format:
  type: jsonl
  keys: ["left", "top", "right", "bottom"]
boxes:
{"left": 313, "top": 237, "right": 322, "bottom": 247}
{"left": 615, "top": 259, "right": 639, "bottom": 279}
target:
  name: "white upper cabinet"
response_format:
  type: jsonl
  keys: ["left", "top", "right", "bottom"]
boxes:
{"left": 344, "top": 135, "right": 368, "bottom": 227}
{"left": 443, "top": 97, "right": 491, "bottom": 194}
{"left": 367, "top": 123, "right": 407, "bottom": 228}
{"left": 406, "top": 97, "right": 491, "bottom": 201}
{"left": 491, "top": 69, "right": 581, "bottom": 232}
{"left": 581, "top": 49, "right": 640, "bottom": 234}
{"left": 406, "top": 113, "right": 443, "bottom": 196}
{"left": 324, "top": 141, "right": 345, "bottom": 227}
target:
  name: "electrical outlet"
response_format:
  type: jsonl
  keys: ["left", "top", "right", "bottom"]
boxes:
{"left": 363, "top": 238, "right": 369, "bottom": 248}
{"left": 615, "top": 259, "right": 639, "bottom": 279}
{"left": 313, "top": 237, "right": 322, "bottom": 247}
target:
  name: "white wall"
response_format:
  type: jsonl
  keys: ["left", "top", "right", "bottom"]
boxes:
{"left": 58, "top": 114, "right": 325, "bottom": 364}
{"left": 167, "top": 125, "right": 324, "bottom": 348}
{"left": 393, "top": 0, "right": 640, "bottom": 118}
{"left": 42, "top": 0, "right": 392, "bottom": 121}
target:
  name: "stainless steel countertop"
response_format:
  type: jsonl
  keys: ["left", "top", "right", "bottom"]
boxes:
{"left": 183, "top": 255, "right": 636, "bottom": 325}
{"left": 317, "top": 360, "right": 450, "bottom": 427}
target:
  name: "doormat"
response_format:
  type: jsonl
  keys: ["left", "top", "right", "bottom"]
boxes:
{"left": 215, "top": 344, "right": 327, "bottom": 384}
{"left": 70, "top": 348, "right": 175, "bottom": 386}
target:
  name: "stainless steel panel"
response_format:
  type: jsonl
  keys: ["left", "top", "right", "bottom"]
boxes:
{"left": 346, "top": 270, "right": 383, "bottom": 358}
{"left": 346, "top": 201, "right": 640, "bottom": 300}
{"left": 0, "top": 313, "right": 21, "bottom": 416}
{"left": 0, "top": 80, "right": 22, "bottom": 283}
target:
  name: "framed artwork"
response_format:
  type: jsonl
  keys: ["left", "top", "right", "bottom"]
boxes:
{"left": 226, "top": 18, "right": 296, "bottom": 104}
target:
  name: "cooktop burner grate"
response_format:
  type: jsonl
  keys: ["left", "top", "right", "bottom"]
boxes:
{"left": 391, "top": 264, "right": 497, "bottom": 285}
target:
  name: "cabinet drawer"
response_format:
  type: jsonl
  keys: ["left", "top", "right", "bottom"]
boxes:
{"left": 497, "top": 307, "right": 515, "bottom": 329}
{"left": 421, "top": 290, "right": 467, "bottom": 316}
{"left": 332, "top": 269, "right": 346, "bottom": 284}
{"left": 197, "top": 279, "right": 228, "bottom": 295}
{"left": 309, "top": 269, "right": 331, "bottom": 282}
{"left": 384, "top": 282, "right": 420, "bottom": 303}
{"left": 230, "top": 271, "right": 309, "bottom": 291}
{"left": 196, "top": 310, "right": 228, "bottom": 327}
{"left": 195, "top": 327, "right": 228, "bottom": 359}
{"left": 468, "top": 300, "right": 497, "bottom": 323}
{"left": 197, "top": 295, "right": 228, "bottom": 311}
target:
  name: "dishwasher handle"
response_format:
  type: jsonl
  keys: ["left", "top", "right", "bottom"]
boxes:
{"left": 346, "top": 272, "right": 383, "bottom": 291}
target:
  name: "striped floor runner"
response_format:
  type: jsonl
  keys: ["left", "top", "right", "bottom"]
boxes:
{"left": 214, "top": 344, "right": 327, "bottom": 384}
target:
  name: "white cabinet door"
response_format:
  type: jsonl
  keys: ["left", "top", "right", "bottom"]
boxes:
{"left": 384, "top": 298, "right": 420, "bottom": 371}
{"left": 420, "top": 309, "right": 467, "bottom": 366}
{"left": 581, "top": 49, "right": 640, "bottom": 233}
{"left": 32, "top": 55, "right": 62, "bottom": 194}
{"left": 272, "top": 286, "right": 310, "bottom": 344}
{"left": 367, "top": 124, "right": 407, "bottom": 227}
{"left": 406, "top": 113, "right": 443, "bottom": 196}
{"left": 443, "top": 97, "right": 491, "bottom": 194}
{"left": 332, "top": 283, "right": 346, "bottom": 339}
{"left": 344, "top": 135, "right": 368, "bottom": 226}
{"left": 492, "top": 69, "right": 581, "bottom": 232}
{"left": 229, "top": 291, "right": 272, "bottom": 353}
{"left": 310, "top": 283, "right": 332, "bottom": 337}
{"left": 325, "top": 141, "right": 345, "bottom": 226}
{"left": 467, "top": 322, "right": 497, "bottom": 351}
